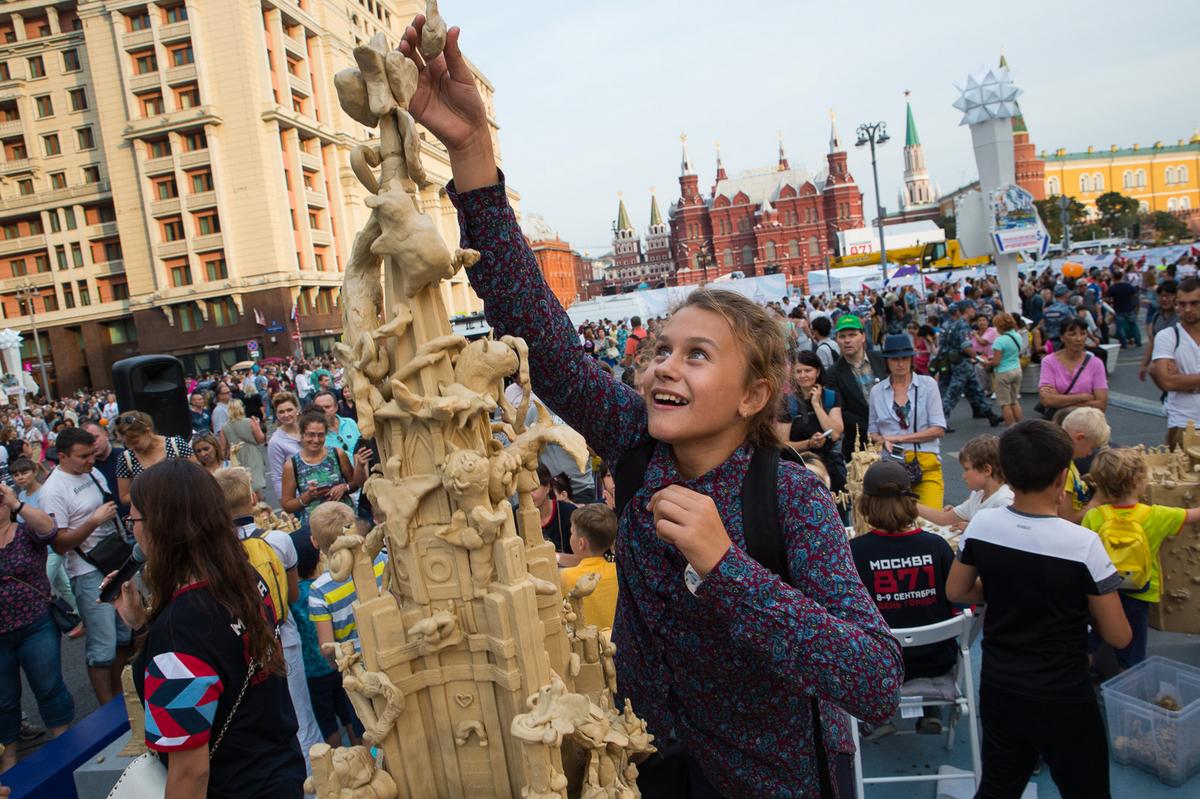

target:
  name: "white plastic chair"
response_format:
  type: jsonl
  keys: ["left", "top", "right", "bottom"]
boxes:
{"left": 850, "top": 608, "right": 983, "bottom": 798}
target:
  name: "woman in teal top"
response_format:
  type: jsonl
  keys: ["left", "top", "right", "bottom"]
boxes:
{"left": 279, "top": 411, "right": 363, "bottom": 523}
{"left": 988, "top": 312, "right": 1025, "bottom": 426}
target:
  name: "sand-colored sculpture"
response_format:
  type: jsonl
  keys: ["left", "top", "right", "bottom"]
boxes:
{"left": 118, "top": 665, "right": 148, "bottom": 757}
{"left": 1143, "top": 426, "right": 1200, "bottom": 634}
{"left": 321, "top": 10, "right": 651, "bottom": 797}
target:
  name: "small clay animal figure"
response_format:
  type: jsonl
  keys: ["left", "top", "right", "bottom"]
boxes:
{"left": 364, "top": 186, "right": 480, "bottom": 297}
{"left": 420, "top": 0, "right": 448, "bottom": 60}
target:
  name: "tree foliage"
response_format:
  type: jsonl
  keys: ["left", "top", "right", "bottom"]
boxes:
{"left": 1034, "top": 195, "right": 1088, "bottom": 243}
{"left": 1144, "top": 211, "right": 1190, "bottom": 242}
{"left": 1095, "top": 191, "right": 1140, "bottom": 234}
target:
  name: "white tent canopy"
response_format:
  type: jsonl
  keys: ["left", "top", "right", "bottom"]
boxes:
{"left": 565, "top": 274, "right": 789, "bottom": 326}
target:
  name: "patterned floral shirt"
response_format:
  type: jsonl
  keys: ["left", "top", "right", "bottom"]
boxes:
{"left": 450, "top": 176, "right": 902, "bottom": 797}
{"left": 0, "top": 523, "right": 56, "bottom": 634}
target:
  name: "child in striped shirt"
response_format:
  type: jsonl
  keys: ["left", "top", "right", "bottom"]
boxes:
{"left": 307, "top": 502, "right": 387, "bottom": 658}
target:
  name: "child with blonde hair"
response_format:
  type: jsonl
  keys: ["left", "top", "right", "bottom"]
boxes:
{"left": 1058, "top": 407, "right": 1111, "bottom": 523}
{"left": 1082, "top": 447, "right": 1200, "bottom": 668}
{"left": 307, "top": 502, "right": 386, "bottom": 657}
{"left": 394, "top": 11, "right": 902, "bottom": 792}
{"left": 559, "top": 503, "right": 619, "bottom": 629}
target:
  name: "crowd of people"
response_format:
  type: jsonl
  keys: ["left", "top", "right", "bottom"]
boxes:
{"left": 1, "top": 12, "right": 1199, "bottom": 798}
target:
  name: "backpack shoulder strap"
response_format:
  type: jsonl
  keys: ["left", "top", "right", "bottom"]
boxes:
{"left": 742, "top": 446, "right": 791, "bottom": 585}
{"left": 247, "top": 527, "right": 266, "bottom": 541}
{"left": 613, "top": 440, "right": 656, "bottom": 519}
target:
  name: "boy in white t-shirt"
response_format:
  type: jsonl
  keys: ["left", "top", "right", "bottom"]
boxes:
{"left": 917, "top": 435, "right": 1013, "bottom": 529}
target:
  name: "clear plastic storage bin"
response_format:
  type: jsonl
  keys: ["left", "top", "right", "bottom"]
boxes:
{"left": 1101, "top": 655, "right": 1200, "bottom": 786}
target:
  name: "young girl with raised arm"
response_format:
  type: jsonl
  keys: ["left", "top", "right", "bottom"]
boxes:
{"left": 396, "top": 15, "right": 902, "bottom": 797}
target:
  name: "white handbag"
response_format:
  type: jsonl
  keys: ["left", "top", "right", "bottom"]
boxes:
{"left": 106, "top": 662, "right": 256, "bottom": 799}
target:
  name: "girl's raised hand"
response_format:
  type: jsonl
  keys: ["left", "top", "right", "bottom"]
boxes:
{"left": 399, "top": 17, "right": 488, "bottom": 155}
{"left": 647, "top": 485, "right": 731, "bottom": 578}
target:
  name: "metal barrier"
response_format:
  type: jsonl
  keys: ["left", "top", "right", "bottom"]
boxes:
{"left": 2, "top": 699, "right": 129, "bottom": 799}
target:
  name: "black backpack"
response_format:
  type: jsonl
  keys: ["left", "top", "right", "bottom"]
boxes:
{"left": 614, "top": 441, "right": 836, "bottom": 798}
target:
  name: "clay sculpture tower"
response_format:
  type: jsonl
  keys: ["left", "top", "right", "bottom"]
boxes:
{"left": 308, "top": 3, "right": 652, "bottom": 797}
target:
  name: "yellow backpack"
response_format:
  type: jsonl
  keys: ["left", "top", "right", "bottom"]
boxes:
{"left": 242, "top": 529, "right": 288, "bottom": 624}
{"left": 1096, "top": 504, "right": 1153, "bottom": 592}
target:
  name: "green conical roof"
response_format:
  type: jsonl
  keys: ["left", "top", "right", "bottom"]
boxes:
{"left": 999, "top": 52, "right": 1009, "bottom": 69}
{"left": 905, "top": 100, "right": 920, "bottom": 147}
{"left": 649, "top": 193, "right": 663, "bottom": 227}
{"left": 616, "top": 197, "right": 633, "bottom": 232}
{"left": 1012, "top": 107, "right": 1028, "bottom": 134}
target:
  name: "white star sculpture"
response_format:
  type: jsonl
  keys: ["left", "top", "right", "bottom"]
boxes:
{"left": 952, "top": 67, "right": 1023, "bottom": 126}
{"left": 0, "top": 329, "right": 23, "bottom": 350}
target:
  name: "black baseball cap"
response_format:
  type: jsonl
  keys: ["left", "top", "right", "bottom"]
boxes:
{"left": 863, "top": 460, "right": 919, "bottom": 499}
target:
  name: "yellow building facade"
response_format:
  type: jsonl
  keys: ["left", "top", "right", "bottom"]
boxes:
{"left": 1042, "top": 134, "right": 1200, "bottom": 215}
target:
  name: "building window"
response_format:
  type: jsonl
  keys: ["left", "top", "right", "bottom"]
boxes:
{"left": 68, "top": 88, "right": 87, "bottom": 111}
{"left": 204, "top": 257, "right": 227, "bottom": 280}
{"left": 1180, "top": 166, "right": 1190, "bottom": 183}
{"left": 189, "top": 170, "right": 212, "bottom": 193}
{"left": 1139, "top": 200, "right": 1150, "bottom": 212}
{"left": 71, "top": 243, "right": 83, "bottom": 268}
{"left": 35, "top": 255, "right": 49, "bottom": 273}
{"left": 808, "top": 236, "right": 819, "bottom": 256}
{"left": 1047, "top": 176, "right": 1060, "bottom": 195}
{"left": 34, "top": 95, "right": 53, "bottom": 118}
{"left": 789, "top": 240, "right": 799, "bottom": 258}
{"left": 110, "top": 282, "right": 130, "bottom": 301}
{"left": 182, "top": 130, "right": 206, "bottom": 151}
{"left": 42, "top": 293, "right": 57, "bottom": 312}
{"left": 210, "top": 298, "right": 238, "bottom": 326}
{"left": 104, "top": 241, "right": 123, "bottom": 262}
{"left": 63, "top": 49, "right": 81, "bottom": 72}
{"left": 5, "top": 138, "right": 27, "bottom": 160}
{"left": 133, "top": 50, "right": 158, "bottom": 74}
{"left": 140, "top": 93, "right": 164, "bottom": 116}
{"left": 1123, "top": 170, "right": 1133, "bottom": 189}
{"left": 175, "top": 85, "right": 200, "bottom": 109}
{"left": 64, "top": 207, "right": 76, "bottom": 229}
{"left": 764, "top": 241, "right": 776, "bottom": 262}
{"left": 82, "top": 166, "right": 100, "bottom": 184}
{"left": 314, "top": 253, "right": 325, "bottom": 271}
{"left": 723, "top": 249, "right": 732, "bottom": 267}
{"left": 153, "top": 176, "right": 177, "bottom": 200}
{"left": 1136, "top": 169, "right": 1147, "bottom": 188}
{"left": 78, "top": 281, "right": 90, "bottom": 306}
{"left": 164, "top": 5, "right": 189, "bottom": 24}
{"left": 0, "top": 64, "right": 9, "bottom": 81}
{"left": 1168, "top": 198, "right": 1178, "bottom": 211}
{"left": 63, "top": 284, "right": 75, "bottom": 308}
{"left": 196, "top": 212, "right": 220, "bottom": 235}
{"left": 55, "top": 247, "right": 67, "bottom": 269}
{"left": 27, "top": 57, "right": 45, "bottom": 79}
{"left": 176, "top": 304, "right": 202, "bottom": 331}
{"left": 741, "top": 245, "right": 753, "bottom": 265}
{"left": 148, "top": 137, "right": 170, "bottom": 158}
{"left": 128, "top": 11, "right": 152, "bottom": 32}
{"left": 1093, "top": 173, "right": 1104, "bottom": 192}
{"left": 1182, "top": 197, "right": 1192, "bottom": 210}
{"left": 106, "top": 318, "right": 137, "bottom": 343}
{"left": 76, "top": 126, "right": 95, "bottom": 150}
{"left": 10, "top": 259, "right": 26, "bottom": 277}
{"left": 169, "top": 262, "right": 192, "bottom": 286}
{"left": 41, "top": 133, "right": 60, "bottom": 157}
{"left": 49, "top": 172, "right": 66, "bottom": 189}
{"left": 308, "top": 210, "right": 321, "bottom": 229}
{"left": 1079, "top": 174, "right": 1090, "bottom": 193}
{"left": 169, "top": 45, "right": 194, "bottom": 67}
{"left": 17, "top": 179, "right": 33, "bottom": 196}
{"left": 47, "top": 211, "right": 61, "bottom": 233}
{"left": 162, "top": 217, "right": 184, "bottom": 241}
{"left": 1166, "top": 167, "right": 1176, "bottom": 185}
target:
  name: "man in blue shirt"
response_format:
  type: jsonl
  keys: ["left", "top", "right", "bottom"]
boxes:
{"left": 940, "top": 303, "right": 1002, "bottom": 428}
{"left": 1039, "top": 285, "right": 1074, "bottom": 352}
{"left": 312, "top": 391, "right": 359, "bottom": 455}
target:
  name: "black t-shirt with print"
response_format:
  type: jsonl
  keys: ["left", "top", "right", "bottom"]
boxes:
{"left": 850, "top": 528, "right": 956, "bottom": 678}
{"left": 132, "top": 581, "right": 305, "bottom": 799}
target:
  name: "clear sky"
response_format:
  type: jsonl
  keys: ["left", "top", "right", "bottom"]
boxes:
{"left": 442, "top": 0, "right": 1200, "bottom": 254}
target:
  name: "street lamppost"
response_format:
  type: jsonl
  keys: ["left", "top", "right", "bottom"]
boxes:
{"left": 14, "top": 281, "right": 51, "bottom": 401}
{"left": 1058, "top": 194, "right": 1072, "bottom": 253}
{"left": 856, "top": 121, "right": 891, "bottom": 287}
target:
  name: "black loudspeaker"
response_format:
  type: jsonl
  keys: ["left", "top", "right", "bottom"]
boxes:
{"left": 111, "top": 355, "right": 191, "bottom": 439}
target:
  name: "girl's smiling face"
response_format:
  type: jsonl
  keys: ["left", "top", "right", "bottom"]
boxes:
{"left": 642, "top": 305, "right": 768, "bottom": 450}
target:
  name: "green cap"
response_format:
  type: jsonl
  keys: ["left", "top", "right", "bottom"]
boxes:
{"left": 834, "top": 314, "right": 864, "bottom": 333}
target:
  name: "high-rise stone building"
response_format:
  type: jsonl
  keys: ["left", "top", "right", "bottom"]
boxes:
{"left": 0, "top": 0, "right": 514, "bottom": 393}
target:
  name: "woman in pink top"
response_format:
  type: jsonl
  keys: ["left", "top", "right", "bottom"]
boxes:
{"left": 1038, "top": 318, "right": 1108, "bottom": 413}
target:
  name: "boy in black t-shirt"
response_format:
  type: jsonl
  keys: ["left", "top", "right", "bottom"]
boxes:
{"left": 948, "top": 420, "right": 1131, "bottom": 799}
{"left": 850, "top": 460, "right": 956, "bottom": 736}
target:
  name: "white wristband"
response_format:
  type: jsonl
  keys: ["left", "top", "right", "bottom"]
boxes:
{"left": 684, "top": 563, "right": 704, "bottom": 595}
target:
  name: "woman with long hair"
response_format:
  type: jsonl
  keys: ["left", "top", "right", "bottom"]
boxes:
{"left": 111, "top": 460, "right": 305, "bottom": 796}
{"left": 267, "top": 392, "right": 303, "bottom": 502}
{"left": 220, "top": 400, "right": 267, "bottom": 496}
{"left": 775, "top": 351, "right": 846, "bottom": 494}
{"left": 114, "top": 411, "right": 195, "bottom": 506}
{"left": 988, "top": 313, "right": 1025, "bottom": 425}
{"left": 191, "top": 432, "right": 225, "bottom": 476}
{"left": 1037, "top": 317, "right": 1108, "bottom": 414}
